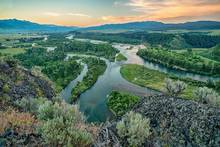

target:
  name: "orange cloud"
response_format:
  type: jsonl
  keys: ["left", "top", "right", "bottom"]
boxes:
{"left": 107, "top": 0, "right": 220, "bottom": 23}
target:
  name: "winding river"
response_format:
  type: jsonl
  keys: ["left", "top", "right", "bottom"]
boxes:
{"left": 62, "top": 38, "right": 219, "bottom": 122}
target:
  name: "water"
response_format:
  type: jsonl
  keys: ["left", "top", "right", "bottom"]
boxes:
{"left": 79, "top": 60, "right": 157, "bottom": 122}
{"left": 113, "top": 43, "right": 220, "bottom": 82}
{"left": 61, "top": 62, "right": 88, "bottom": 102}
{"left": 62, "top": 40, "right": 219, "bottom": 122}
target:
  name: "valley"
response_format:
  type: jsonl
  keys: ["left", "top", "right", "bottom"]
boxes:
{"left": 1, "top": 28, "right": 220, "bottom": 146}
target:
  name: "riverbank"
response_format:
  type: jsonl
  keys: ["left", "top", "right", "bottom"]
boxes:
{"left": 70, "top": 57, "right": 107, "bottom": 103}
{"left": 137, "top": 47, "right": 220, "bottom": 77}
{"left": 120, "top": 64, "right": 213, "bottom": 99}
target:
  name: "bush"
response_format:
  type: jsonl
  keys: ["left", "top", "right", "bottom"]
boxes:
{"left": 37, "top": 101, "right": 93, "bottom": 146}
{"left": 194, "top": 87, "right": 220, "bottom": 106}
{"left": 116, "top": 111, "right": 151, "bottom": 147}
{"left": 107, "top": 91, "right": 140, "bottom": 116}
{"left": 2, "top": 84, "right": 10, "bottom": 93}
{"left": 15, "top": 97, "right": 47, "bottom": 114}
{"left": 165, "top": 78, "right": 187, "bottom": 96}
{"left": 0, "top": 109, "right": 36, "bottom": 134}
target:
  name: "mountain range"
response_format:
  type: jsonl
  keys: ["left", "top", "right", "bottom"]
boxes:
{"left": 0, "top": 19, "right": 77, "bottom": 33}
{"left": 1, "top": 19, "right": 220, "bottom": 33}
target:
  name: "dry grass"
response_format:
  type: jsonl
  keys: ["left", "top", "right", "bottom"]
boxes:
{"left": 0, "top": 109, "right": 37, "bottom": 134}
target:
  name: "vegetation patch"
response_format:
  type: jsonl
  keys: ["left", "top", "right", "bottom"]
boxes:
{"left": 115, "top": 53, "right": 127, "bottom": 62}
{"left": 15, "top": 48, "right": 82, "bottom": 90}
{"left": 60, "top": 40, "right": 119, "bottom": 61}
{"left": 0, "top": 47, "right": 26, "bottom": 55}
{"left": 197, "top": 44, "right": 220, "bottom": 62}
{"left": 107, "top": 91, "right": 140, "bottom": 116}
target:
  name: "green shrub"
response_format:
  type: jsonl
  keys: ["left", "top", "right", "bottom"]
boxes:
{"left": 107, "top": 91, "right": 140, "bottom": 116}
{"left": 194, "top": 87, "right": 220, "bottom": 106}
{"left": 37, "top": 101, "right": 93, "bottom": 146}
{"left": 116, "top": 111, "right": 151, "bottom": 147}
{"left": 165, "top": 78, "right": 187, "bottom": 96}
{"left": 15, "top": 97, "right": 47, "bottom": 114}
{"left": 3, "top": 84, "right": 10, "bottom": 93}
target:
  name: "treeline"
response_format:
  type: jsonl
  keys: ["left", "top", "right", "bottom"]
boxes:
{"left": 75, "top": 31, "right": 220, "bottom": 48}
{"left": 74, "top": 32, "right": 174, "bottom": 46}
{"left": 182, "top": 34, "right": 220, "bottom": 48}
{"left": 137, "top": 48, "right": 220, "bottom": 76}
{"left": 74, "top": 32, "right": 141, "bottom": 44}
{"left": 15, "top": 48, "right": 65, "bottom": 68}
{"left": 59, "top": 40, "right": 119, "bottom": 61}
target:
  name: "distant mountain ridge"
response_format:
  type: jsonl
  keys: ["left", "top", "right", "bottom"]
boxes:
{"left": 84, "top": 21, "right": 220, "bottom": 31}
{"left": 0, "top": 19, "right": 78, "bottom": 33}
{"left": 0, "top": 19, "right": 220, "bottom": 33}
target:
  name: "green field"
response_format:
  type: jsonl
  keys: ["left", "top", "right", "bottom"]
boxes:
{"left": 0, "top": 48, "right": 26, "bottom": 55}
{"left": 120, "top": 64, "right": 206, "bottom": 99}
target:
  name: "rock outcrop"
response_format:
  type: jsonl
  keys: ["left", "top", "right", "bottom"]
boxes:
{"left": 0, "top": 58, "right": 55, "bottom": 102}
{"left": 96, "top": 95, "right": 220, "bottom": 147}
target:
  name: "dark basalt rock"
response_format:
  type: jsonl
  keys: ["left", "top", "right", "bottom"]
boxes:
{"left": 0, "top": 129, "right": 43, "bottom": 146}
{"left": 96, "top": 95, "right": 220, "bottom": 147}
{"left": 0, "top": 59, "right": 55, "bottom": 102}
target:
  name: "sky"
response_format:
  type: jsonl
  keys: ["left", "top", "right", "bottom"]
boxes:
{"left": 0, "top": 0, "right": 220, "bottom": 27}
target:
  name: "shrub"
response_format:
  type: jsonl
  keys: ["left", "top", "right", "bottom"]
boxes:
{"left": 194, "top": 87, "right": 220, "bottom": 106}
{"left": 37, "top": 101, "right": 93, "bottom": 146}
{"left": 15, "top": 97, "right": 47, "bottom": 114}
{"left": 116, "top": 111, "right": 151, "bottom": 147}
{"left": 107, "top": 91, "right": 140, "bottom": 116}
{"left": 165, "top": 78, "right": 187, "bottom": 96}
{"left": 0, "top": 109, "right": 36, "bottom": 134}
{"left": 2, "top": 84, "right": 10, "bottom": 93}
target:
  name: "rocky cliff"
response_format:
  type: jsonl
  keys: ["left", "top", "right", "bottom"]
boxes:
{"left": 0, "top": 58, "right": 55, "bottom": 105}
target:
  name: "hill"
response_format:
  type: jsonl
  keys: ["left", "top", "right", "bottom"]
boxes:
{"left": 0, "top": 19, "right": 77, "bottom": 33}
{"left": 0, "top": 57, "right": 55, "bottom": 106}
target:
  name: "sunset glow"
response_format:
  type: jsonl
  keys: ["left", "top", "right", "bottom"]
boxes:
{"left": 0, "top": 0, "right": 220, "bottom": 26}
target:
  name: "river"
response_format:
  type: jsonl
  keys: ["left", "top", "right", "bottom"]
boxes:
{"left": 62, "top": 39, "right": 219, "bottom": 122}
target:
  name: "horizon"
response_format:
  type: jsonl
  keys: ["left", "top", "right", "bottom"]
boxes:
{"left": 1, "top": 0, "right": 220, "bottom": 27}
{"left": 2, "top": 18, "right": 220, "bottom": 28}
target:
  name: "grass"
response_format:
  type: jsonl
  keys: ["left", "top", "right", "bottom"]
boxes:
{"left": 120, "top": 64, "right": 205, "bottom": 100}
{"left": 0, "top": 48, "right": 26, "bottom": 55}
{"left": 116, "top": 53, "right": 127, "bottom": 62}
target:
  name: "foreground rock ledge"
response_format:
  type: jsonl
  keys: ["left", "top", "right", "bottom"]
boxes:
{"left": 96, "top": 95, "right": 220, "bottom": 147}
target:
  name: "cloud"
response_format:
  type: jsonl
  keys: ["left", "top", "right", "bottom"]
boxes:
{"left": 101, "top": 0, "right": 220, "bottom": 23}
{"left": 44, "top": 12, "right": 61, "bottom": 17}
{"left": 44, "top": 12, "right": 91, "bottom": 18}
{"left": 67, "top": 13, "right": 91, "bottom": 18}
